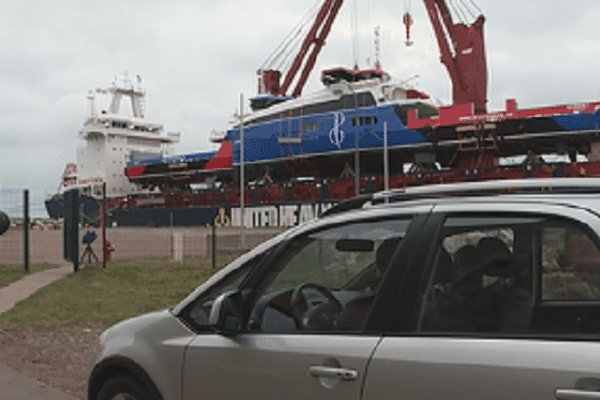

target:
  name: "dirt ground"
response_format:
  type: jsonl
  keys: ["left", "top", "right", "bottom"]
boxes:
{"left": 0, "top": 322, "right": 107, "bottom": 399}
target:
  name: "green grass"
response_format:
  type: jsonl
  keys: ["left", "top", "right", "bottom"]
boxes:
{"left": 0, "top": 255, "right": 235, "bottom": 328}
{"left": 0, "top": 263, "right": 60, "bottom": 289}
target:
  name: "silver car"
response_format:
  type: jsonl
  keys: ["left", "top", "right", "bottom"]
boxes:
{"left": 87, "top": 178, "right": 600, "bottom": 400}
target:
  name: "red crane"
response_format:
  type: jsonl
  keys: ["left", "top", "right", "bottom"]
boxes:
{"left": 258, "top": 0, "right": 344, "bottom": 98}
{"left": 421, "top": 0, "right": 488, "bottom": 113}
{"left": 260, "top": 0, "right": 487, "bottom": 114}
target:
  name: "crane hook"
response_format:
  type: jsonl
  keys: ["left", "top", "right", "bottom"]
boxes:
{"left": 403, "top": 12, "right": 414, "bottom": 46}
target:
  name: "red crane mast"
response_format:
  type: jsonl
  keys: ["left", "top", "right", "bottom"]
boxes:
{"left": 421, "top": 0, "right": 488, "bottom": 113}
{"left": 260, "top": 0, "right": 487, "bottom": 111}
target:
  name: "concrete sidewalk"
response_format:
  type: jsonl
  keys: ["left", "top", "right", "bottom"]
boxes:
{"left": 0, "top": 363, "right": 78, "bottom": 400}
{"left": 0, "top": 264, "right": 78, "bottom": 400}
{"left": 0, "top": 264, "right": 73, "bottom": 314}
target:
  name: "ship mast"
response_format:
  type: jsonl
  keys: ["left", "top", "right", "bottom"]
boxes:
{"left": 108, "top": 73, "right": 146, "bottom": 118}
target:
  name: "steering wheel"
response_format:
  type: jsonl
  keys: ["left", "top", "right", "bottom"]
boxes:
{"left": 290, "top": 283, "right": 343, "bottom": 331}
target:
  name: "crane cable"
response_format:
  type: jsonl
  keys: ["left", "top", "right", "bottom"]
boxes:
{"left": 276, "top": 22, "right": 311, "bottom": 71}
{"left": 260, "top": 0, "right": 321, "bottom": 71}
{"left": 448, "top": 0, "right": 468, "bottom": 24}
{"left": 277, "top": 1, "right": 324, "bottom": 71}
{"left": 457, "top": 0, "right": 476, "bottom": 20}
{"left": 351, "top": 0, "right": 359, "bottom": 69}
{"left": 448, "top": 0, "right": 483, "bottom": 24}
{"left": 403, "top": 0, "right": 414, "bottom": 46}
{"left": 266, "top": 3, "right": 317, "bottom": 71}
{"left": 468, "top": 0, "right": 483, "bottom": 16}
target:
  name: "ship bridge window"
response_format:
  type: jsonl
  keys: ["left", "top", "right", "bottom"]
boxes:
{"left": 352, "top": 116, "right": 378, "bottom": 126}
{"left": 112, "top": 121, "right": 128, "bottom": 129}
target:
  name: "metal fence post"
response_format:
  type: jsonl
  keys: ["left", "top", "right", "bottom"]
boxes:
{"left": 23, "top": 189, "right": 29, "bottom": 273}
{"left": 212, "top": 214, "right": 217, "bottom": 270}
{"left": 63, "top": 189, "right": 80, "bottom": 272}
{"left": 102, "top": 182, "right": 107, "bottom": 268}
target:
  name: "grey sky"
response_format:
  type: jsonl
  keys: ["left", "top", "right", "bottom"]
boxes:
{"left": 1, "top": 0, "right": 599, "bottom": 217}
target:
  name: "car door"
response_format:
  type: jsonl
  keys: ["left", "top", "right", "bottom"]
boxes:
{"left": 181, "top": 212, "right": 427, "bottom": 400}
{"left": 364, "top": 205, "right": 600, "bottom": 400}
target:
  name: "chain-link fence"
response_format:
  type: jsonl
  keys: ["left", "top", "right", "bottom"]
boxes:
{"left": 78, "top": 226, "right": 284, "bottom": 266}
{"left": 0, "top": 188, "right": 26, "bottom": 267}
{"left": 1, "top": 187, "right": 287, "bottom": 269}
{"left": 84, "top": 183, "right": 288, "bottom": 265}
{"left": 0, "top": 225, "right": 24, "bottom": 266}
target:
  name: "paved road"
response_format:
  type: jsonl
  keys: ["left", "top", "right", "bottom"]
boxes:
{"left": 0, "top": 363, "right": 77, "bottom": 400}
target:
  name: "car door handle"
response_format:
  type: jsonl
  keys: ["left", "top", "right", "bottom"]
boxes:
{"left": 308, "top": 365, "right": 358, "bottom": 381}
{"left": 556, "top": 389, "right": 600, "bottom": 400}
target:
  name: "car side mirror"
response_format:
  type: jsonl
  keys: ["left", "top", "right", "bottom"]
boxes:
{"left": 208, "top": 291, "right": 243, "bottom": 335}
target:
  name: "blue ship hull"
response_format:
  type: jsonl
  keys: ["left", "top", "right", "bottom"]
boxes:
{"left": 226, "top": 104, "right": 426, "bottom": 164}
{"left": 45, "top": 194, "right": 100, "bottom": 225}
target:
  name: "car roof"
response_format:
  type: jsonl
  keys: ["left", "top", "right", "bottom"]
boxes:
{"left": 321, "top": 177, "right": 600, "bottom": 218}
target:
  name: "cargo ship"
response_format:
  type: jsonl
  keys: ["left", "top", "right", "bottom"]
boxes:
{"left": 47, "top": 0, "right": 600, "bottom": 228}
{"left": 45, "top": 73, "right": 182, "bottom": 224}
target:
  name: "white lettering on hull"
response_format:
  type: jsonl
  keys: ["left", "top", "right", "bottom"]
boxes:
{"left": 229, "top": 203, "right": 334, "bottom": 228}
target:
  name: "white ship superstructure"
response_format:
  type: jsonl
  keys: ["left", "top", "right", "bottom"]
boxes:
{"left": 74, "top": 74, "right": 180, "bottom": 198}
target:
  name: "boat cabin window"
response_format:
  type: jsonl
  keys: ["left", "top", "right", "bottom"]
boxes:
{"left": 352, "top": 116, "right": 378, "bottom": 126}
{"left": 302, "top": 123, "right": 318, "bottom": 132}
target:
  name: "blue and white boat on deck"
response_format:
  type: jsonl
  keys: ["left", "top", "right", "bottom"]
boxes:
{"left": 222, "top": 67, "right": 439, "bottom": 182}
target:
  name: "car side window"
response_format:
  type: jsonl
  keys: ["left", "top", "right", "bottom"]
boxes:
{"left": 418, "top": 213, "right": 600, "bottom": 336}
{"left": 247, "top": 218, "right": 411, "bottom": 333}
{"left": 541, "top": 223, "right": 600, "bottom": 300}
{"left": 419, "top": 216, "right": 534, "bottom": 334}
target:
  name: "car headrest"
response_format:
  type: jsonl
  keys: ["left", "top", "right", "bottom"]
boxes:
{"left": 477, "top": 237, "right": 515, "bottom": 276}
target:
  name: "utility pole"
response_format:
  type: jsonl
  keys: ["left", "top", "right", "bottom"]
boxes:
{"left": 23, "top": 189, "right": 29, "bottom": 273}
{"left": 239, "top": 94, "right": 246, "bottom": 250}
{"left": 384, "top": 122, "right": 390, "bottom": 192}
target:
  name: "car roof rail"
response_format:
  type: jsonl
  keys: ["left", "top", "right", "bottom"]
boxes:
{"left": 320, "top": 177, "right": 600, "bottom": 217}
{"left": 320, "top": 194, "right": 373, "bottom": 218}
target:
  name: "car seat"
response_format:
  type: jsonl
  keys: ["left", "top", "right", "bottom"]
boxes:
{"left": 475, "top": 237, "right": 532, "bottom": 333}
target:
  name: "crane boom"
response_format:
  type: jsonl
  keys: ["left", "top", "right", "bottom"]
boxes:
{"left": 258, "top": 0, "right": 343, "bottom": 98}
{"left": 286, "top": 0, "right": 343, "bottom": 98}
{"left": 422, "top": 0, "right": 487, "bottom": 113}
